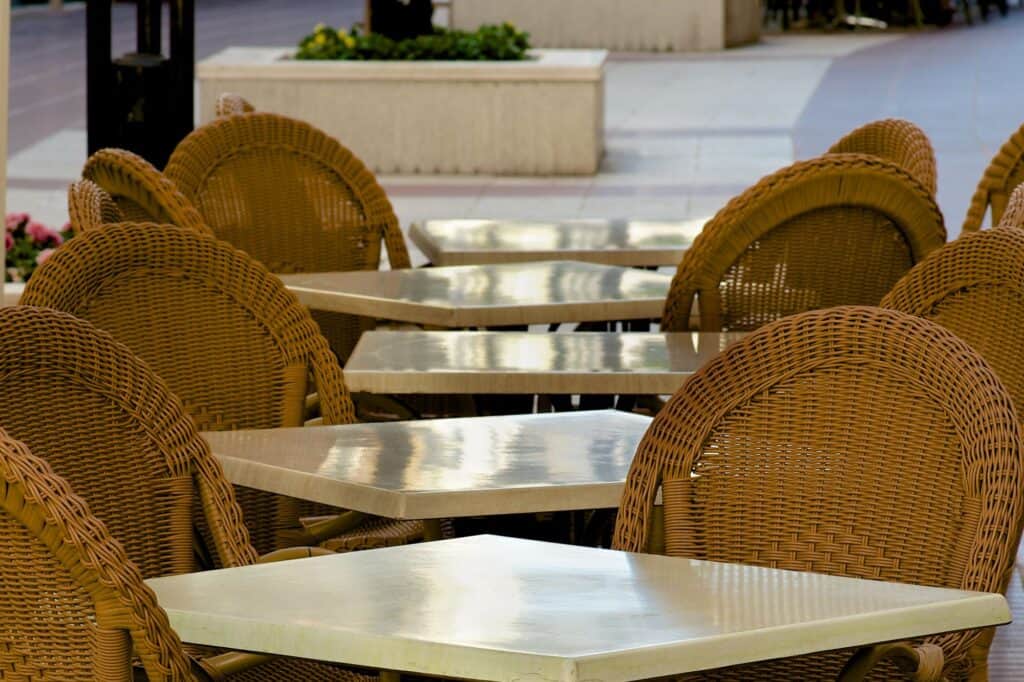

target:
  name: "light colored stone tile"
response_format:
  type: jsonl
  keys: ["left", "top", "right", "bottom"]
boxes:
{"left": 8, "top": 129, "right": 85, "bottom": 182}
{"left": 6, "top": 188, "right": 69, "bottom": 228}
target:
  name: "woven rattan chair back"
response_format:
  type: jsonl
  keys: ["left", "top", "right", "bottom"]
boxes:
{"left": 614, "top": 306, "right": 1023, "bottom": 680}
{"left": 0, "top": 426, "right": 196, "bottom": 680}
{"left": 81, "top": 148, "right": 209, "bottom": 234}
{"left": 21, "top": 223, "right": 357, "bottom": 554}
{"left": 963, "top": 123, "right": 1024, "bottom": 232}
{"left": 67, "top": 178, "right": 124, "bottom": 232}
{"left": 997, "top": 184, "right": 1024, "bottom": 229}
{"left": 216, "top": 92, "right": 255, "bottom": 116}
{"left": 661, "top": 154, "right": 946, "bottom": 332}
{"left": 883, "top": 227, "right": 1024, "bottom": 421}
{"left": 164, "top": 112, "right": 411, "bottom": 360}
{"left": 826, "top": 118, "right": 938, "bottom": 196}
{"left": 0, "top": 306, "right": 257, "bottom": 580}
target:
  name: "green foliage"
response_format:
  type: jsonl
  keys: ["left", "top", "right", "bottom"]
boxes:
{"left": 296, "top": 22, "right": 531, "bottom": 61}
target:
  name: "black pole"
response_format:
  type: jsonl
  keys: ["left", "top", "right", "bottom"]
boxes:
{"left": 85, "top": 0, "right": 112, "bottom": 155}
{"left": 169, "top": 0, "right": 194, "bottom": 151}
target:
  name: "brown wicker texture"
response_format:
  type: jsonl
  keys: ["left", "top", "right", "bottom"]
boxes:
{"left": 963, "top": 123, "right": 1024, "bottom": 233}
{"left": 997, "top": 184, "right": 1024, "bottom": 229}
{"left": 826, "top": 118, "right": 938, "bottom": 196}
{"left": 660, "top": 154, "right": 947, "bottom": 332}
{"left": 613, "top": 306, "right": 1023, "bottom": 680}
{"left": 67, "top": 179, "right": 124, "bottom": 233}
{"left": 164, "top": 112, "right": 411, "bottom": 361}
{"left": 215, "top": 92, "right": 255, "bottom": 116}
{"left": 21, "top": 224, "right": 422, "bottom": 555}
{"left": 0, "top": 308, "right": 379, "bottom": 681}
{"left": 81, "top": 148, "right": 210, "bottom": 234}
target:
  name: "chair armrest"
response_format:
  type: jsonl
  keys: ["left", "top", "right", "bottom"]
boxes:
{"left": 194, "top": 651, "right": 276, "bottom": 680}
{"left": 838, "top": 642, "right": 944, "bottom": 681}
{"left": 257, "top": 545, "right": 336, "bottom": 564}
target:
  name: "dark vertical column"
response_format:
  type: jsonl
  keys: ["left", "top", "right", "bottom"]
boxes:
{"left": 169, "top": 0, "right": 195, "bottom": 149}
{"left": 85, "top": 0, "right": 112, "bottom": 154}
{"left": 136, "top": 0, "right": 161, "bottom": 54}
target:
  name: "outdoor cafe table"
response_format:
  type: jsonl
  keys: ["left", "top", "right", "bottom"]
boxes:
{"left": 343, "top": 330, "right": 745, "bottom": 395}
{"left": 277, "top": 261, "right": 672, "bottom": 327}
{"left": 201, "top": 410, "right": 651, "bottom": 537}
{"left": 409, "top": 218, "right": 705, "bottom": 267}
{"left": 147, "top": 535, "right": 1011, "bottom": 682}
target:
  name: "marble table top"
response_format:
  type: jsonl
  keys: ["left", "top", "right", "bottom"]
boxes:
{"left": 409, "top": 218, "right": 705, "bottom": 266}
{"left": 201, "top": 410, "right": 650, "bottom": 518}
{"left": 344, "top": 331, "right": 745, "bottom": 395}
{"left": 277, "top": 261, "right": 672, "bottom": 327}
{"left": 147, "top": 535, "right": 1010, "bottom": 682}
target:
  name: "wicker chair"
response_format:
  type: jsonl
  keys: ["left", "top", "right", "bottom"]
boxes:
{"left": 164, "top": 111, "right": 412, "bottom": 361}
{"left": 21, "top": 223, "right": 424, "bottom": 555}
{"left": 216, "top": 92, "right": 255, "bottom": 116}
{"left": 614, "top": 306, "right": 1023, "bottom": 680}
{"left": 81, "top": 148, "right": 209, "bottom": 233}
{"left": 963, "top": 122, "right": 1024, "bottom": 233}
{"left": 661, "top": 154, "right": 946, "bottom": 332}
{"left": 67, "top": 178, "right": 124, "bottom": 232}
{"left": 826, "top": 118, "right": 938, "bottom": 196}
{"left": 996, "top": 184, "right": 1024, "bottom": 229}
{"left": 0, "top": 307, "right": 376, "bottom": 680}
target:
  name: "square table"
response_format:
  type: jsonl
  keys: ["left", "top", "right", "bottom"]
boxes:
{"left": 409, "top": 218, "right": 705, "bottom": 267}
{"left": 277, "top": 261, "right": 672, "bottom": 328}
{"left": 201, "top": 410, "right": 651, "bottom": 520}
{"left": 344, "top": 330, "right": 744, "bottom": 395}
{"left": 147, "top": 535, "right": 1011, "bottom": 682}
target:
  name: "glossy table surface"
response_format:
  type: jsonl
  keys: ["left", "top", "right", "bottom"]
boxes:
{"left": 147, "top": 535, "right": 1011, "bottom": 682}
{"left": 201, "top": 411, "right": 651, "bottom": 518}
{"left": 277, "top": 261, "right": 672, "bottom": 327}
{"left": 344, "top": 331, "right": 745, "bottom": 395}
{"left": 409, "top": 218, "right": 704, "bottom": 266}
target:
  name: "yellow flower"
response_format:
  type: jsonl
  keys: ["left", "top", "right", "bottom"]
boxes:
{"left": 314, "top": 22, "right": 327, "bottom": 32}
{"left": 342, "top": 34, "right": 356, "bottom": 49}
{"left": 314, "top": 32, "right": 327, "bottom": 45}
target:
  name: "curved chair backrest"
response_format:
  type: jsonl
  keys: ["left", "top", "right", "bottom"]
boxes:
{"left": 0, "top": 427, "right": 195, "bottom": 680}
{"left": 81, "top": 148, "right": 209, "bottom": 234}
{"left": 614, "top": 306, "right": 1023, "bottom": 679}
{"left": 22, "top": 223, "right": 357, "bottom": 553}
{"left": 997, "top": 183, "right": 1024, "bottom": 229}
{"left": 826, "top": 118, "right": 937, "bottom": 196}
{"left": 165, "top": 111, "right": 412, "bottom": 359}
{"left": 963, "top": 122, "right": 1024, "bottom": 233}
{"left": 882, "top": 226, "right": 1024, "bottom": 417}
{"left": 0, "top": 306, "right": 258, "bottom": 577}
{"left": 661, "top": 154, "right": 947, "bottom": 332}
{"left": 67, "top": 178, "right": 124, "bottom": 232}
{"left": 216, "top": 92, "right": 255, "bottom": 116}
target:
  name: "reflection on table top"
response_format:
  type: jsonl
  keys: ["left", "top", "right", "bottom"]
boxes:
{"left": 278, "top": 260, "right": 672, "bottom": 327}
{"left": 147, "top": 535, "right": 1010, "bottom": 682}
{"left": 201, "top": 410, "right": 651, "bottom": 518}
{"left": 344, "top": 331, "right": 746, "bottom": 395}
{"left": 410, "top": 218, "right": 705, "bottom": 266}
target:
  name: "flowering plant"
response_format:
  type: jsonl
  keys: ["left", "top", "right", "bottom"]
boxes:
{"left": 5, "top": 213, "right": 73, "bottom": 283}
{"left": 296, "top": 22, "right": 530, "bottom": 61}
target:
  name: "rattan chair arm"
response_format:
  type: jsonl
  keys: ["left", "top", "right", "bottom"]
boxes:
{"left": 837, "top": 642, "right": 944, "bottom": 681}
{"left": 256, "top": 546, "right": 336, "bottom": 563}
{"left": 304, "top": 392, "right": 322, "bottom": 423}
{"left": 195, "top": 651, "right": 276, "bottom": 681}
{"left": 301, "top": 510, "right": 370, "bottom": 544}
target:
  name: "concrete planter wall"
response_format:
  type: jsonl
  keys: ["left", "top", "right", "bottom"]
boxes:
{"left": 197, "top": 47, "right": 607, "bottom": 175}
{"left": 450, "top": 0, "right": 761, "bottom": 51}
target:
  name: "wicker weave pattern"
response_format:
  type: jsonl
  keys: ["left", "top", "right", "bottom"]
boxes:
{"left": 21, "top": 224, "right": 358, "bottom": 555}
{"left": 81, "top": 149, "right": 209, "bottom": 234}
{"left": 0, "top": 427, "right": 195, "bottom": 680}
{"left": 67, "top": 179, "right": 124, "bottom": 233}
{"left": 164, "top": 111, "right": 411, "bottom": 360}
{"left": 660, "top": 154, "right": 946, "bottom": 332}
{"left": 826, "top": 118, "right": 938, "bottom": 196}
{"left": 613, "top": 306, "right": 1023, "bottom": 680}
{"left": 216, "top": 92, "right": 256, "bottom": 117}
{"left": 963, "top": 123, "right": 1024, "bottom": 233}
{"left": 997, "top": 184, "right": 1024, "bottom": 229}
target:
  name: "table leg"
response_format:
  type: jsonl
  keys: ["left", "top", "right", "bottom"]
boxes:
{"left": 381, "top": 671, "right": 401, "bottom": 682}
{"left": 423, "top": 518, "right": 444, "bottom": 541}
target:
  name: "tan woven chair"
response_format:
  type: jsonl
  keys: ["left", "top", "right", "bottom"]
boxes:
{"left": 997, "top": 184, "right": 1024, "bottom": 229}
{"left": 661, "top": 154, "right": 946, "bottom": 332}
{"left": 216, "top": 92, "right": 255, "bottom": 116}
{"left": 0, "top": 306, "right": 375, "bottom": 680}
{"left": 614, "top": 306, "right": 1023, "bottom": 680}
{"left": 67, "top": 178, "right": 124, "bottom": 232}
{"left": 963, "top": 123, "right": 1024, "bottom": 233}
{"left": 164, "top": 111, "right": 412, "bottom": 361}
{"left": 81, "top": 148, "right": 209, "bottom": 233}
{"left": 826, "top": 118, "right": 938, "bottom": 196}
{"left": 21, "top": 223, "right": 423, "bottom": 555}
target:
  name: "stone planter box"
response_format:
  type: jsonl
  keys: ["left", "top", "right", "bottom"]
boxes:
{"left": 451, "top": 0, "right": 761, "bottom": 51}
{"left": 197, "top": 47, "right": 607, "bottom": 175}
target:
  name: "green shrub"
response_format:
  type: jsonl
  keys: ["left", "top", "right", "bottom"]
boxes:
{"left": 296, "top": 22, "right": 531, "bottom": 61}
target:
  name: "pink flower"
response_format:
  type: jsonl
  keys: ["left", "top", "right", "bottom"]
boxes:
{"left": 26, "top": 221, "right": 62, "bottom": 246}
{"left": 35, "top": 248, "right": 54, "bottom": 267}
{"left": 4, "top": 232, "right": 11, "bottom": 251}
{"left": 5, "top": 213, "right": 29, "bottom": 232}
